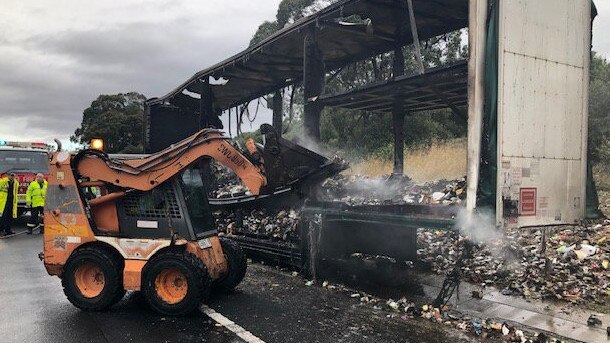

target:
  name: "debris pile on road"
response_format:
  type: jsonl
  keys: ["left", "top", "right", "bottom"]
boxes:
{"left": 214, "top": 208, "right": 301, "bottom": 242}
{"left": 418, "top": 222, "right": 610, "bottom": 304}
{"left": 321, "top": 280, "right": 560, "bottom": 342}
{"left": 317, "top": 174, "right": 467, "bottom": 206}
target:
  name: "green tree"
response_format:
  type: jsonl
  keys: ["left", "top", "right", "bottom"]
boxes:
{"left": 276, "top": 0, "right": 316, "bottom": 27}
{"left": 71, "top": 92, "right": 146, "bottom": 153}
{"left": 249, "top": 0, "right": 317, "bottom": 47}
{"left": 589, "top": 52, "right": 610, "bottom": 164}
{"left": 250, "top": 21, "right": 279, "bottom": 46}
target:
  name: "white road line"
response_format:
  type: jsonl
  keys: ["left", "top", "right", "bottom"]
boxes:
{"left": 0, "top": 231, "right": 28, "bottom": 239}
{"left": 201, "top": 305, "right": 266, "bottom": 343}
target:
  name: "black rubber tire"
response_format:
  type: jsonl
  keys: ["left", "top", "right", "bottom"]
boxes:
{"left": 62, "top": 246, "right": 124, "bottom": 311}
{"left": 142, "top": 251, "right": 211, "bottom": 316}
{"left": 213, "top": 238, "right": 247, "bottom": 293}
{"left": 108, "top": 250, "right": 127, "bottom": 306}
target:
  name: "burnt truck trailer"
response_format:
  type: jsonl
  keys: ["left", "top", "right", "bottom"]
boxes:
{"left": 143, "top": 0, "right": 598, "bottom": 281}
{"left": 466, "top": 0, "right": 597, "bottom": 228}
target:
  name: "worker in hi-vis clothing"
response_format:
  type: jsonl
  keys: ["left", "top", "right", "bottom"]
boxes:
{"left": 0, "top": 172, "right": 19, "bottom": 236}
{"left": 26, "top": 173, "right": 47, "bottom": 234}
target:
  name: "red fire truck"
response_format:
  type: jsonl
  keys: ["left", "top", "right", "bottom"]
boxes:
{"left": 0, "top": 141, "right": 50, "bottom": 217}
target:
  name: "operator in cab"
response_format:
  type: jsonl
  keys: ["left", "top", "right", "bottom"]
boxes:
{"left": 0, "top": 172, "right": 19, "bottom": 236}
{"left": 26, "top": 173, "right": 47, "bottom": 234}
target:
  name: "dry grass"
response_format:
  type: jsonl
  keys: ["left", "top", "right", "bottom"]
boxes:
{"left": 347, "top": 141, "right": 610, "bottom": 216}
{"left": 348, "top": 138, "right": 467, "bottom": 183}
{"left": 594, "top": 165, "right": 610, "bottom": 192}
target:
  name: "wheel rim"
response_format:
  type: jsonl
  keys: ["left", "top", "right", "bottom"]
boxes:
{"left": 75, "top": 262, "right": 105, "bottom": 298}
{"left": 154, "top": 268, "right": 188, "bottom": 304}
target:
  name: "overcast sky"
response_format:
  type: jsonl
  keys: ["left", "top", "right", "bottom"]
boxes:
{"left": 0, "top": 0, "right": 608, "bottom": 144}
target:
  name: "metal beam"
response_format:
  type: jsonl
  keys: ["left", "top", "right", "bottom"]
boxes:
{"left": 320, "top": 20, "right": 396, "bottom": 43}
{"left": 421, "top": 84, "right": 467, "bottom": 122}
{"left": 303, "top": 25, "right": 325, "bottom": 142}
{"left": 199, "top": 78, "right": 214, "bottom": 128}
{"left": 406, "top": 0, "right": 425, "bottom": 74}
{"left": 272, "top": 90, "right": 283, "bottom": 136}
{"left": 392, "top": 47, "right": 406, "bottom": 175}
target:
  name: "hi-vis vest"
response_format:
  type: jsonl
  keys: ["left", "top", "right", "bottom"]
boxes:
{"left": 26, "top": 180, "right": 48, "bottom": 208}
{"left": 0, "top": 178, "right": 19, "bottom": 218}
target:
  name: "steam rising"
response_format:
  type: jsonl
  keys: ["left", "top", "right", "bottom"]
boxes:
{"left": 291, "top": 135, "right": 335, "bottom": 158}
{"left": 455, "top": 207, "right": 501, "bottom": 244}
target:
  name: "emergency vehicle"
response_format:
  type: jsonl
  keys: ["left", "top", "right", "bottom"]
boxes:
{"left": 0, "top": 140, "right": 50, "bottom": 216}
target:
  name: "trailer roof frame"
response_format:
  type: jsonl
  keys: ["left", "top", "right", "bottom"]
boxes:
{"left": 148, "top": 0, "right": 469, "bottom": 113}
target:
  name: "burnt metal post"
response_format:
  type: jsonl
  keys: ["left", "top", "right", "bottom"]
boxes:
{"left": 199, "top": 77, "right": 214, "bottom": 128}
{"left": 272, "top": 90, "right": 283, "bottom": 137}
{"left": 303, "top": 25, "right": 325, "bottom": 142}
{"left": 199, "top": 77, "right": 215, "bottom": 194}
{"left": 406, "top": 0, "right": 425, "bottom": 74}
{"left": 392, "top": 47, "right": 406, "bottom": 175}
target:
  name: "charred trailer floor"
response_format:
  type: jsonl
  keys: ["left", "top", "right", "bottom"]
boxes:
{"left": 299, "top": 203, "right": 457, "bottom": 298}
{"left": 217, "top": 201, "right": 460, "bottom": 298}
{"left": 302, "top": 216, "right": 423, "bottom": 298}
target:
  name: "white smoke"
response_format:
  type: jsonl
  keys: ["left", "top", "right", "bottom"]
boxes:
{"left": 455, "top": 207, "right": 501, "bottom": 244}
{"left": 290, "top": 134, "right": 333, "bottom": 157}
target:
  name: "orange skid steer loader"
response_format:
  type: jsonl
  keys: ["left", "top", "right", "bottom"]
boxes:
{"left": 40, "top": 126, "right": 341, "bottom": 316}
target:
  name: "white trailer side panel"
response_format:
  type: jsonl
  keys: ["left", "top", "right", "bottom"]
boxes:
{"left": 496, "top": 0, "right": 591, "bottom": 227}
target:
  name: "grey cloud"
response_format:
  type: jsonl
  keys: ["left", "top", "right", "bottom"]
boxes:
{"left": 0, "top": 10, "right": 263, "bottom": 136}
{"left": 24, "top": 18, "right": 246, "bottom": 78}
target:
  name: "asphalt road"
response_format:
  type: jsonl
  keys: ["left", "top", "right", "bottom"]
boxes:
{"left": 0, "top": 225, "right": 474, "bottom": 343}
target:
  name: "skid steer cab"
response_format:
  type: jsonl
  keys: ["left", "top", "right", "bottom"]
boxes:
{"left": 41, "top": 129, "right": 263, "bottom": 316}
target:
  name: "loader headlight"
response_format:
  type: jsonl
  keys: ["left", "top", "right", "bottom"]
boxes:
{"left": 90, "top": 138, "right": 104, "bottom": 151}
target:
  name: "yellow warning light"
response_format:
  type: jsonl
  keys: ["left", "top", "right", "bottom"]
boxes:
{"left": 90, "top": 138, "right": 104, "bottom": 151}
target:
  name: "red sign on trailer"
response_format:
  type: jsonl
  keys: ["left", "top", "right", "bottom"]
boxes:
{"left": 520, "top": 188, "right": 537, "bottom": 216}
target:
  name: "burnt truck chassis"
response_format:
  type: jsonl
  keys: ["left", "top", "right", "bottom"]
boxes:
{"left": 214, "top": 199, "right": 458, "bottom": 288}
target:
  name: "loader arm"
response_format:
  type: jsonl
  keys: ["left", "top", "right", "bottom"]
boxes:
{"left": 74, "top": 128, "right": 267, "bottom": 194}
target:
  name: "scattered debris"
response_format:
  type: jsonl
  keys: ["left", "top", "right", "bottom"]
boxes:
{"left": 386, "top": 299, "right": 400, "bottom": 311}
{"left": 208, "top": 162, "right": 249, "bottom": 199}
{"left": 587, "top": 314, "right": 602, "bottom": 327}
{"left": 502, "top": 324, "right": 510, "bottom": 336}
{"left": 214, "top": 208, "right": 301, "bottom": 242}
{"left": 418, "top": 224, "right": 610, "bottom": 304}
{"left": 501, "top": 288, "right": 513, "bottom": 296}
{"left": 432, "top": 237, "right": 476, "bottom": 308}
{"left": 317, "top": 174, "right": 467, "bottom": 206}
{"left": 471, "top": 289, "right": 484, "bottom": 299}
